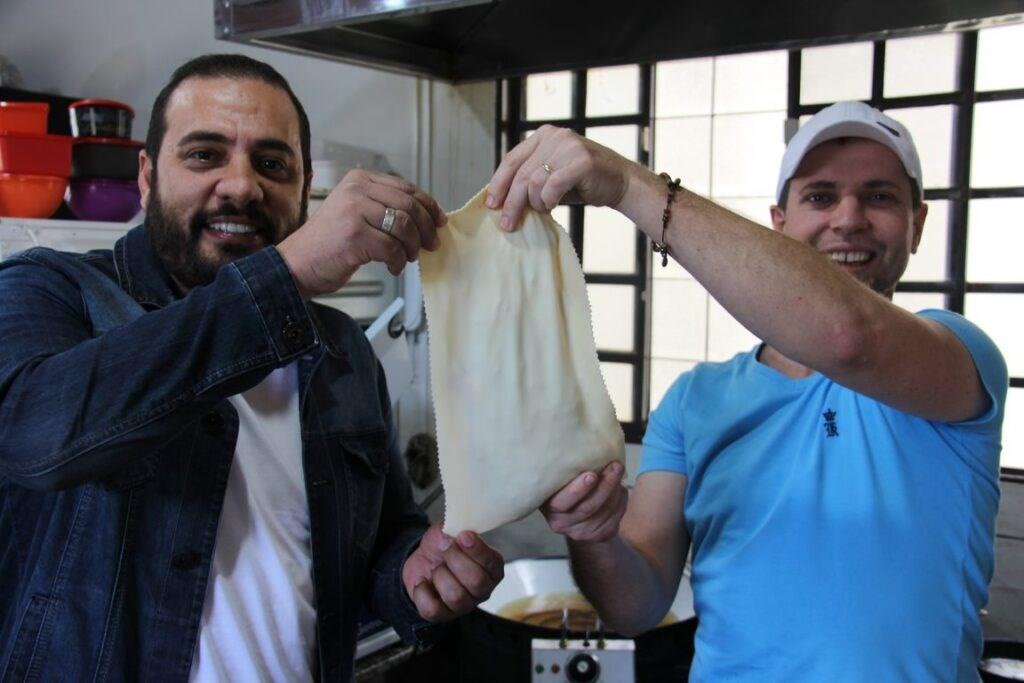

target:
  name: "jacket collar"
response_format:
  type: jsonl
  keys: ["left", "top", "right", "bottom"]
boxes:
{"left": 113, "top": 223, "right": 180, "bottom": 310}
{"left": 112, "top": 222, "right": 345, "bottom": 358}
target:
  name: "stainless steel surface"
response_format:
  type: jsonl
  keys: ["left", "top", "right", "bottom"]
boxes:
{"left": 355, "top": 625, "right": 402, "bottom": 660}
{"left": 532, "top": 638, "right": 635, "bottom": 683}
{"left": 215, "top": 0, "right": 1024, "bottom": 82}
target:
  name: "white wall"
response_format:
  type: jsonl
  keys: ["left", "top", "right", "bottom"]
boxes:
{"left": 0, "top": 0, "right": 420, "bottom": 180}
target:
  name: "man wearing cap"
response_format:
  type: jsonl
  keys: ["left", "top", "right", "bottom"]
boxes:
{"left": 487, "top": 101, "right": 1008, "bottom": 680}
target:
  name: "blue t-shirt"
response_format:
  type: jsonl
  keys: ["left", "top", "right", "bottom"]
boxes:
{"left": 639, "top": 310, "right": 1008, "bottom": 682}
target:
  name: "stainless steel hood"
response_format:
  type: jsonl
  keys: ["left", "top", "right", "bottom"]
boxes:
{"left": 215, "top": 0, "right": 1024, "bottom": 82}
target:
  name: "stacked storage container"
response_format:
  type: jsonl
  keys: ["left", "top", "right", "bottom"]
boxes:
{"left": 0, "top": 102, "right": 72, "bottom": 218}
{"left": 67, "top": 99, "right": 142, "bottom": 222}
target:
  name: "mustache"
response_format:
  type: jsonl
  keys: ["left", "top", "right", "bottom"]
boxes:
{"left": 191, "top": 203, "right": 276, "bottom": 241}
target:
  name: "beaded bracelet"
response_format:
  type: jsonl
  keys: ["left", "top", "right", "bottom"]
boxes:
{"left": 652, "top": 172, "right": 682, "bottom": 268}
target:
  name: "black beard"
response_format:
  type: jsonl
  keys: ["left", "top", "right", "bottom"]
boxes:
{"left": 146, "top": 175, "right": 307, "bottom": 291}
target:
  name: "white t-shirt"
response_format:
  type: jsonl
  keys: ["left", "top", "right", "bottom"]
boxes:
{"left": 189, "top": 363, "right": 317, "bottom": 682}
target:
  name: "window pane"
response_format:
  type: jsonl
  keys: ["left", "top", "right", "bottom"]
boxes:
{"left": 583, "top": 207, "right": 636, "bottom": 274}
{"left": 526, "top": 71, "right": 572, "bottom": 120}
{"left": 587, "top": 125, "right": 639, "bottom": 162}
{"left": 707, "top": 298, "right": 758, "bottom": 361}
{"left": 800, "top": 42, "right": 873, "bottom": 105}
{"left": 600, "top": 362, "right": 634, "bottom": 422}
{"left": 971, "top": 100, "right": 1024, "bottom": 188}
{"left": 588, "top": 284, "right": 635, "bottom": 352}
{"left": 711, "top": 112, "right": 786, "bottom": 198}
{"left": 902, "top": 199, "right": 948, "bottom": 282}
{"left": 967, "top": 198, "right": 1024, "bottom": 283}
{"left": 587, "top": 65, "right": 640, "bottom": 117}
{"left": 551, "top": 205, "right": 570, "bottom": 232}
{"left": 893, "top": 292, "right": 946, "bottom": 313}
{"left": 653, "top": 116, "right": 711, "bottom": 196}
{"left": 965, "top": 294, "right": 1024, "bottom": 377}
{"left": 655, "top": 58, "right": 713, "bottom": 117}
{"left": 713, "top": 50, "right": 787, "bottom": 114}
{"left": 716, "top": 197, "right": 774, "bottom": 227}
{"left": 884, "top": 33, "right": 959, "bottom": 98}
{"left": 650, "top": 359, "right": 697, "bottom": 410}
{"left": 651, "top": 279, "right": 708, "bottom": 361}
{"left": 1003, "top": 388, "right": 1024, "bottom": 471}
{"left": 977, "top": 23, "right": 1024, "bottom": 92}
{"left": 886, "top": 105, "right": 954, "bottom": 189}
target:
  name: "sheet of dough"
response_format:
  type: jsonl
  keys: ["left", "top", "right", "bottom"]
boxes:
{"left": 420, "top": 187, "right": 625, "bottom": 535}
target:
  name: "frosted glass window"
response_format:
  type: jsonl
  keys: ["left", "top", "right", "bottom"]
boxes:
{"left": 716, "top": 197, "right": 774, "bottom": 227}
{"left": 650, "top": 360, "right": 697, "bottom": 409}
{"left": 600, "top": 362, "right": 634, "bottom": 422}
{"left": 713, "top": 50, "right": 787, "bottom": 114}
{"left": 587, "top": 125, "right": 639, "bottom": 162}
{"left": 707, "top": 298, "right": 758, "bottom": 362}
{"left": 1003, "top": 388, "right": 1024, "bottom": 471}
{"left": 965, "top": 294, "right": 1024, "bottom": 377}
{"left": 588, "top": 284, "right": 635, "bottom": 352}
{"left": 976, "top": 23, "right": 1024, "bottom": 92}
{"left": 971, "top": 100, "right": 1024, "bottom": 188}
{"left": 967, "top": 198, "right": 1024, "bottom": 283}
{"left": 651, "top": 279, "right": 708, "bottom": 361}
{"left": 653, "top": 116, "right": 712, "bottom": 196}
{"left": 526, "top": 71, "right": 572, "bottom": 120}
{"left": 893, "top": 292, "right": 946, "bottom": 313}
{"left": 551, "top": 205, "right": 570, "bottom": 232}
{"left": 655, "top": 58, "right": 713, "bottom": 117}
{"left": 711, "top": 112, "right": 787, "bottom": 198}
{"left": 885, "top": 106, "right": 954, "bottom": 189}
{"left": 902, "top": 199, "right": 948, "bottom": 282}
{"left": 582, "top": 207, "right": 636, "bottom": 274}
{"left": 884, "top": 34, "right": 959, "bottom": 98}
{"left": 800, "top": 42, "right": 873, "bottom": 105}
{"left": 587, "top": 65, "right": 640, "bottom": 117}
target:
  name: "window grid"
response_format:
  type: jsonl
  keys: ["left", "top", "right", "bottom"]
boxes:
{"left": 499, "top": 28, "right": 1024, "bottom": 475}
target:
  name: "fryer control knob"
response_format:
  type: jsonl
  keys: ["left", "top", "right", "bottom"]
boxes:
{"left": 566, "top": 653, "right": 600, "bottom": 682}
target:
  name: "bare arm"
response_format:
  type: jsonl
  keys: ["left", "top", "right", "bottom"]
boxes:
{"left": 487, "top": 128, "right": 987, "bottom": 423}
{"left": 544, "top": 463, "right": 689, "bottom": 636}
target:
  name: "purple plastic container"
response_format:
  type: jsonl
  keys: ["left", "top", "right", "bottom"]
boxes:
{"left": 66, "top": 177, "right": 141, "bottom": 222}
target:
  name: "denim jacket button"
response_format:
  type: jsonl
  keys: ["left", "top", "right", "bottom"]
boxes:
{"left": 201, "top": 412, "right": 224, "bottom": 435}
{"left": 171, "top": 551, "right": 201, "bottom": 570}
{"left": 283, "top": 320, "right": 306, "bottom": 349}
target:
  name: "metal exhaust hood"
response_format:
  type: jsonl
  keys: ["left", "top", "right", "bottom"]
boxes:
{"left": 215, "top": 0, "right": 1024, "bottom": 83}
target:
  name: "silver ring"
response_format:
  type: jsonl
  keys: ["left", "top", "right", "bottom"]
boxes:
{"left": 380, "top": 207, "right": 397, "bottom": 234}
{"left": 542, "top": 162, "right": 554, "bottom": 174}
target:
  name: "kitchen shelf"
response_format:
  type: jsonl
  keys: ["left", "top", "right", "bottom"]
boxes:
{"left": 0, "top": 215, "right": 135, "bottom": 260}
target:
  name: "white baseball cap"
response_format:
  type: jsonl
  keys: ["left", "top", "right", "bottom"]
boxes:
{"left": 775, "top": 101, "right": 923, "bottom": 204}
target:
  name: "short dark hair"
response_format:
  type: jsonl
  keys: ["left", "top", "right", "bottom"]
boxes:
{"left": 145, "top": 53, "right": 312, "bottom": 180}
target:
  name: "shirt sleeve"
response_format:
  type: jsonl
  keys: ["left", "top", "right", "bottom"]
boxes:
{"left": 638, "top": 372, "right": 693, "bottom": 477}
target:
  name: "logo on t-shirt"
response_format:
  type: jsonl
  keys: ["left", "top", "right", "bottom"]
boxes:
{"left": 823, "top": 409, "right": 839, "bottom": 438}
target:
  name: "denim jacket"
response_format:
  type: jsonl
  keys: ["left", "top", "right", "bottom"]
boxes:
{"left": 0, "top": 225, "right": 434, "bottom": 682}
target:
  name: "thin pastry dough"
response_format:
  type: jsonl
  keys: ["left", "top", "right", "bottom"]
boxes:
{"left": 420, "top": 188, "right": 625, "bottom": 534}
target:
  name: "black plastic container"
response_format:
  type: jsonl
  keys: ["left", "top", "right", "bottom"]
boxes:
{"left": 69, "top": 99, "right": 134, "bottom": 139}
{"left": 71, "top": 137, "right": 143, "bottom": 179}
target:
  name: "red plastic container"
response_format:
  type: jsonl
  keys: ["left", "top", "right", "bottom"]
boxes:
{"left": 0, "top": 133, "right": 72, "bottom": 177}
{"left": 0, "top": 173, "right": 67, "bottom": 218}
{"left": 0, "top": 102, "right": 49, "bottom": 135}
{"left": 69, "top": 99, "right": 134, "bottom": 139}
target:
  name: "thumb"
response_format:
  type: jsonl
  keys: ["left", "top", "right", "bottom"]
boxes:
{"left": 418, "top": 523, "right": 455, "bottom": 565}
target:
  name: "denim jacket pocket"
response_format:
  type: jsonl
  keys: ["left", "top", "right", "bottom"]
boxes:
{"left": 339, "top": 431, "right": 390, "bottom": 557}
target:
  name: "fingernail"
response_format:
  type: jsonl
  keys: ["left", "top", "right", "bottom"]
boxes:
{"left": 458, "top": 532, "right": 476, "bottom": 549}
{"left": 500, "top": 215, "right": 511, "bottom": 231}
{"left": 440, "top": 209, "right": 448, "bottom": 225}
{"left": 584, "top": 473, "right": 597, "bottom": 486}
{"left": 440, "top": 534, "right": 453, "bottom": 551}
{"left": 486, "top": 195, "right": 497, "bottom": 209}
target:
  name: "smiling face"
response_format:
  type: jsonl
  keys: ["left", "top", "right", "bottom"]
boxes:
{"left": 138, "top": 76, "right": 310, "bottom": 292}
{"left": 770, "top": 138, "right": 928, "bottom": 299}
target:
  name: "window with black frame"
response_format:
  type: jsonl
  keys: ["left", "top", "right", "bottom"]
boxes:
{"left": 497, "top": 23, "right": 1024, "bottom": 475}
